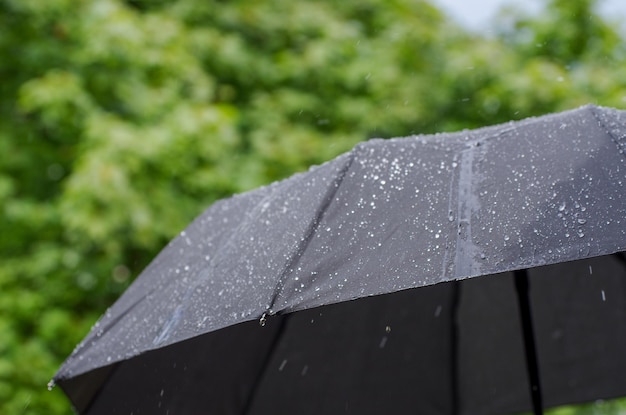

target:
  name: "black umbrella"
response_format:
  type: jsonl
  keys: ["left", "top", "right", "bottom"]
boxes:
{"left": 53, "top": 105, "right": 626, "bottom": 415}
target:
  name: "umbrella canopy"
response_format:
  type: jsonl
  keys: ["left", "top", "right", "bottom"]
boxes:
{"left": 54, "top": 105, "right": 626, "bottom": 415}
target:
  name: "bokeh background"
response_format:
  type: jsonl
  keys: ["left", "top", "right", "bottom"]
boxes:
{"left": 1, "top": 0, "right": 625, "bottom": 413}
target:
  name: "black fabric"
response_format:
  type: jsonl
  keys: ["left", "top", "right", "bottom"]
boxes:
{"left": 457, "top": 256, "right": 626, "bottom": 415}
{"left": 530, "top": 255, "right": 626, "bottom": 408}
{"left": 56, "top": 256, "right": 626, "bottom": 415}
{"left": 76, "top": 319, "right": 284, "bottom": 414}
{"left": 247, "top": 283, "right": 458, "bottom": 415}
{"left": 54, "top": 105, "right": 626, "bottom": 414}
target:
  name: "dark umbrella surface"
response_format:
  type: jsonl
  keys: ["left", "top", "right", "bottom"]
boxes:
{"left": 54, "top": 105, "right": 626, "bottom": 415}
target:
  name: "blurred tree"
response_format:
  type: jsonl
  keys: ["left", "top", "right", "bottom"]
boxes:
{"left": 0, "top": 0, "right": 625, "bottom": 413}
{"left": 498, "top": 0, "right": 623, "bottom": 65}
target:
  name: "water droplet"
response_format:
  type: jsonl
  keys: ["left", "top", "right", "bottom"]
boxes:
{"left": 385, "top": 325, "right": 392, "bottom": 333}
{"left": 558, "top": 202, "right": 566, "bottom": 212}
{"left": 577, "top": 218, "right": 587, "bottom": 224}
{"left": 47, "top": 380, "right": 56, "bottom": 391}
{"left": 259, "top": 313, "right": 267, "bottom": 327}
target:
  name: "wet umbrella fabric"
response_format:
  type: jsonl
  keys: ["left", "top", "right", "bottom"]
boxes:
{"left": 54, "top": 105, "right": 626, "bottom": 415}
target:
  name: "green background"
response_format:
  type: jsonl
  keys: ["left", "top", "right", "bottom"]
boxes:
{"left": 1, "top": 0, "right": 625, "bottom": 413}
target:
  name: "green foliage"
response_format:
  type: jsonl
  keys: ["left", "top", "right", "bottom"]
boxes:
{"left": 499, "top": 0, "right": 624, "bottom": 65}
{"left": 522, "top": 397, "right": 626, "bottom": 415}
{"left": 1, "top": 0, "right": 625, "bottom": 413}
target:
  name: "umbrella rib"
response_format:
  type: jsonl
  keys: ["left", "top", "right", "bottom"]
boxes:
{"left": 240, "top": 315, "right": 291, "bottom": 415}
{"left": 450, "top": 281, "right": 462, "bottom": 415}
{"left": 264, "top": 150, "right": 358, "bottom": 314}
{"left": 514, "top": 269, "right": 544, "bottom": 415}
{"left": 57, "top": 294, "right": 149, "bottom": 370}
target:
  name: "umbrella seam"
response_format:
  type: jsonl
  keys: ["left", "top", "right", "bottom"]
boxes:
{"left": 588, "top": 105, "right": 626, "bottom": 164}
{"left": 55, "top": 294, "right": 148, "bottom": 378}
{"left": 265, "top": 149, "right": 358, "bottom": 315}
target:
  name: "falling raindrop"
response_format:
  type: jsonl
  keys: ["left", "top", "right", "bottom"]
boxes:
{"left": 379, "top": 336, "right": 388, "bottom": 348}
{"left": 601, "top": 290, "right": 606, "bottom": 301}
{"left": 279, "top": 359, "right": 288, "bottom": 371}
